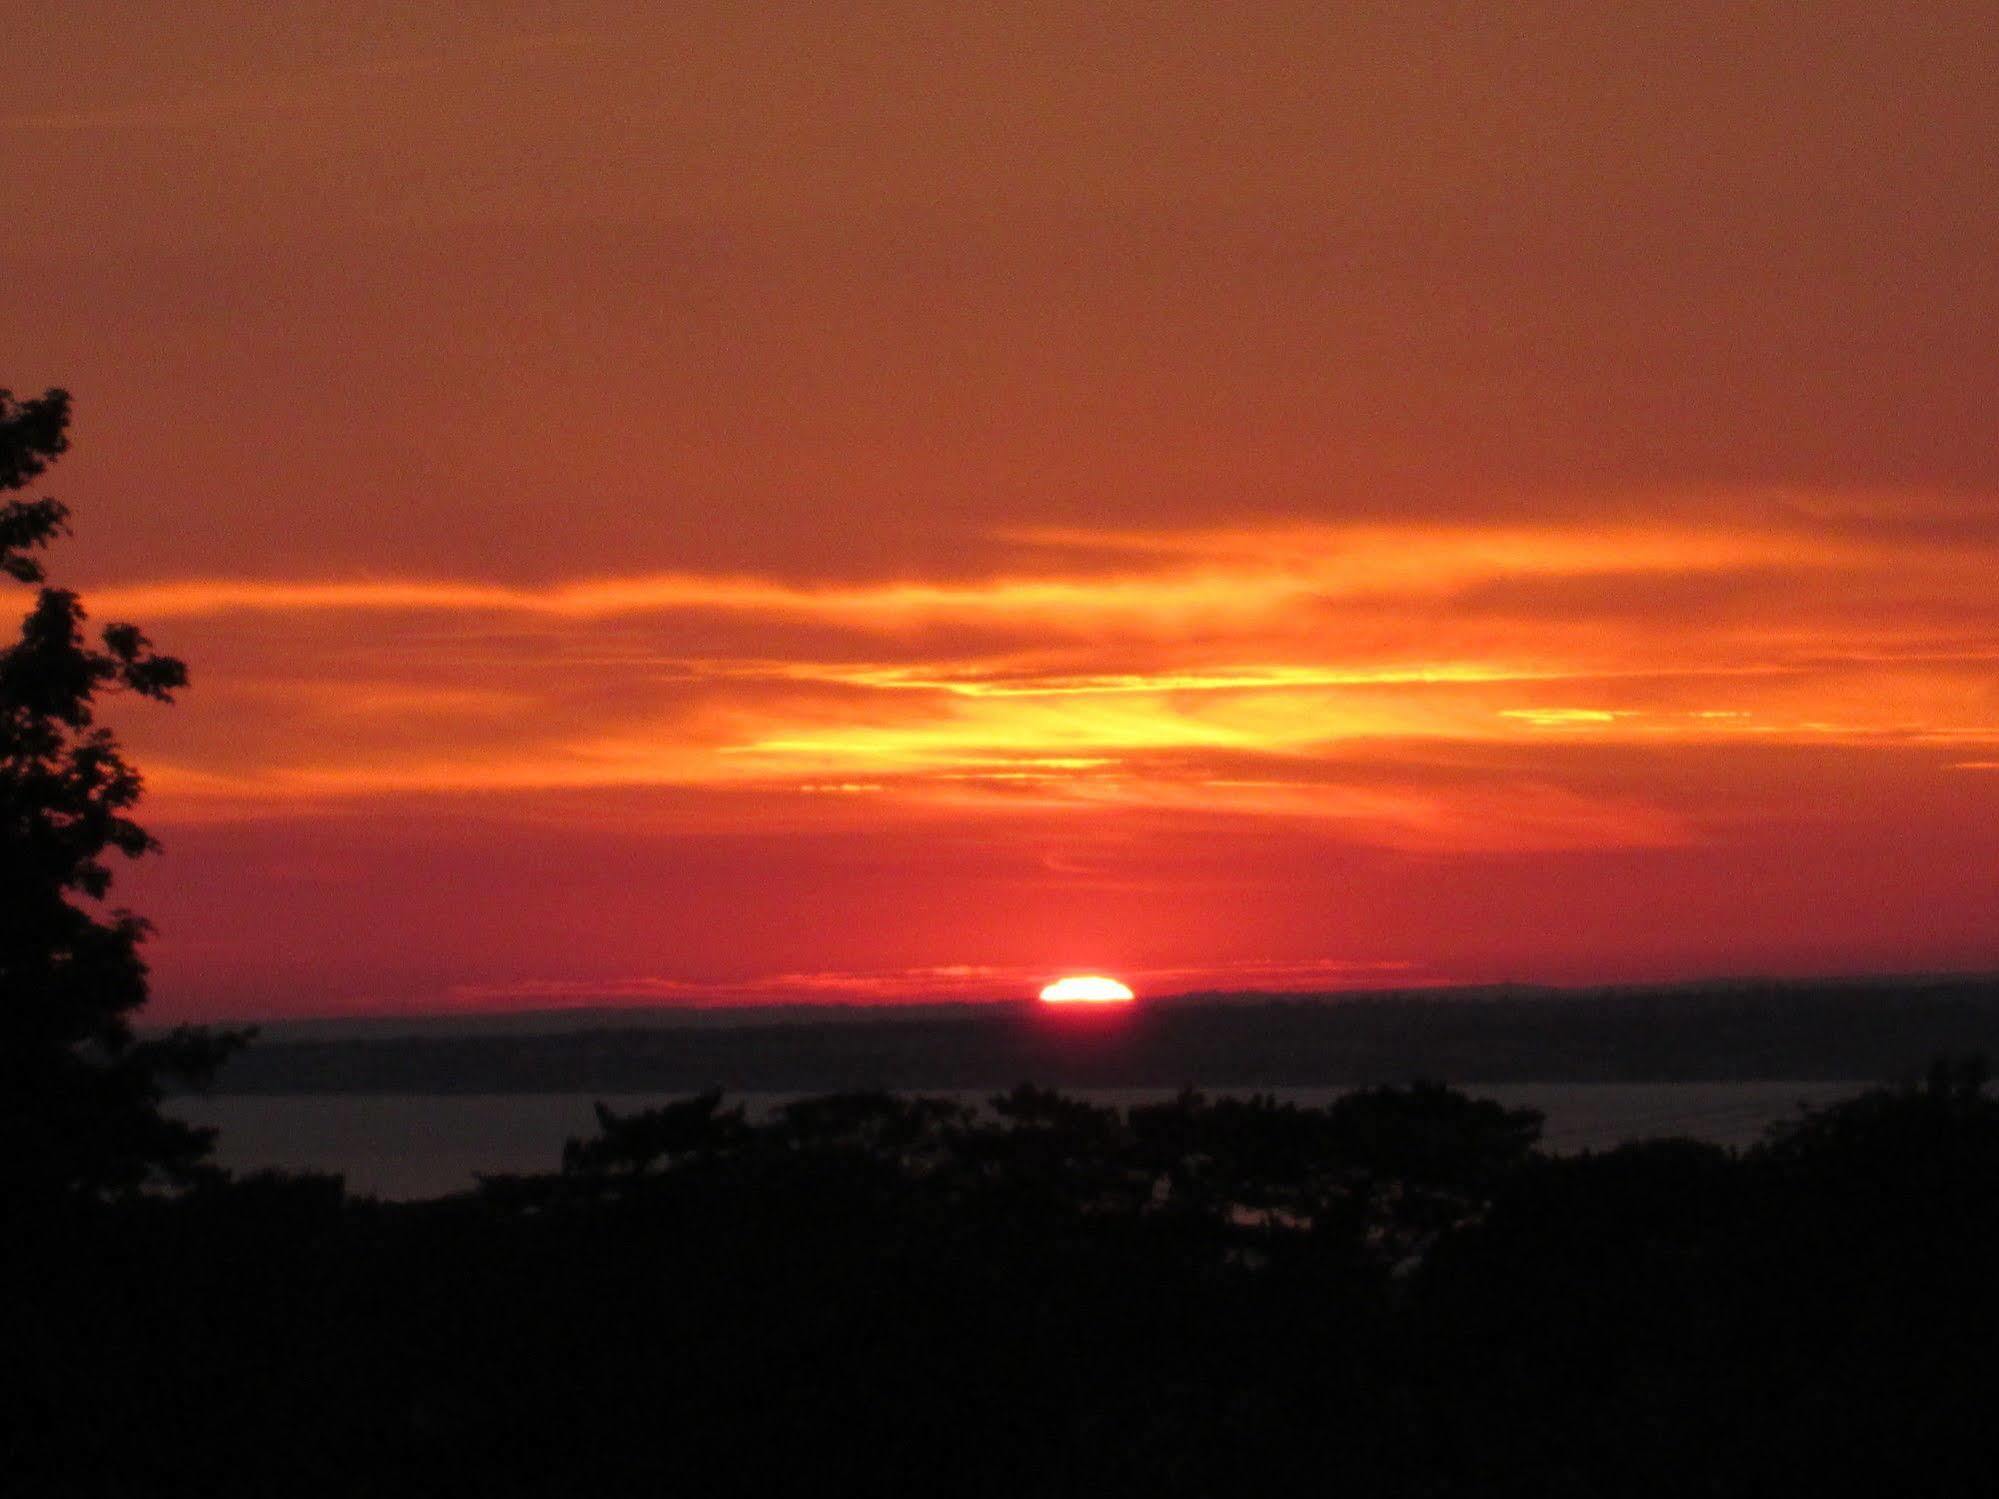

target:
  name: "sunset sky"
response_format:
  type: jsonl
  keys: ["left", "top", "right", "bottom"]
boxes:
{"left": 9, "top": 3, "right": 1998, "bottom": 1018}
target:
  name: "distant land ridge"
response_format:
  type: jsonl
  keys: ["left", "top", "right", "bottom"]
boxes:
{"left": 196, "top": 975, "right": 1999, "bottom": 1094}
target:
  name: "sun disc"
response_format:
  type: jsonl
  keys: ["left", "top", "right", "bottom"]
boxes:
{"left": 1038, "top": 975, "right": 1135, "bottom": 1004}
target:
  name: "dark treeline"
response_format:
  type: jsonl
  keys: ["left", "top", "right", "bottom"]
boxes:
{"left": 210, "top": 976, "right": 1999, "bottom": 1093}
{"left": 11, "top": 1067, "right": 1999, "bottom": 1496}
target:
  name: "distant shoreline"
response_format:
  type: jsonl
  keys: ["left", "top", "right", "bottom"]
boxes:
{"left": 184, "top": 974, "right": 1999, "bottom": 1095}
{"left": 171, "top": 968, "right": 1999, "bottom": 1037}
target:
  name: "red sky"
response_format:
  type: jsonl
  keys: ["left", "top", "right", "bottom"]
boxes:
{"left": 8, "top": 3, "right": 1998, "bottom": 1018}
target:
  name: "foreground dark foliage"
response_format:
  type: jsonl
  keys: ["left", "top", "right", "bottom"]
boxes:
{"left": 1, "top": 387, "right": 243, "bottom": 1208}
{"left": 7, "top": 1069, "right": 1999, "bottom": 1497}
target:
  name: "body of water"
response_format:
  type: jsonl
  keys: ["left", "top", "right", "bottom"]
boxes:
{"left": 167, "top": 1083, "right": 1867, "bottom": 1200}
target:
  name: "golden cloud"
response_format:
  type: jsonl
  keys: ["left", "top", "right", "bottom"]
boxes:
{"left": 101, "top": 512, "right": 1999, "bottom": 856}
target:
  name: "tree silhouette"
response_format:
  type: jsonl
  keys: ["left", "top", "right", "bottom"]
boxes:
{"left": 0, "top": 386, "right": 244, "bottom": 1207}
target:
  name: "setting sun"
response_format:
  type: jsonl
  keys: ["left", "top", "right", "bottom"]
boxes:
{"left": 1038, "top": 975, "right": 1136, "bottom": 1004}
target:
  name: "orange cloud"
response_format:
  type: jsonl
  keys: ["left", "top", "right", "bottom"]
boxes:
{"left": 95, "top": 510, "right": 1997, "bottom": 872}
